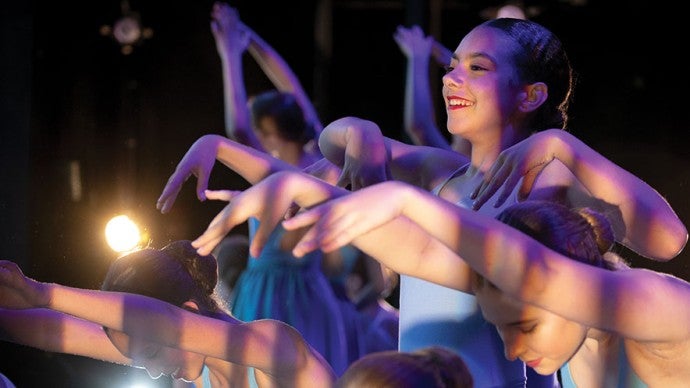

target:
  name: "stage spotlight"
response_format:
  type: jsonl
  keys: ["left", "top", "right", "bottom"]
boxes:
{"left": 105, "top": 214, "right": 142, "bottom": 253}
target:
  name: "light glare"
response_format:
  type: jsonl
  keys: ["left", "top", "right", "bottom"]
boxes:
{"left": 105, "top": 215, "right": 141, "bottom": 253}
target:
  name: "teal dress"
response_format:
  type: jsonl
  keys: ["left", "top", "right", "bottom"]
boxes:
{"left": 229, "top": 218, "right": 350, "bottom": 375}
{"left": 559, "top": 341, "right": 647, "bottom": 387}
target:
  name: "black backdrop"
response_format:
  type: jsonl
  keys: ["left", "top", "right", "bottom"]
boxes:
{"left": 2, "top": 1, "right": 689, "bottom": 386}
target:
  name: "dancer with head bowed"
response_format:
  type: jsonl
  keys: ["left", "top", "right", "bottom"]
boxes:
{"left": 0, "top": 241, "right": 471, "bottom": 387}
{"left": 189, "top": 166, "right": 688, "bottom": 386}
{"left": 0, "top": 241, "right": 334, "bottom": 387}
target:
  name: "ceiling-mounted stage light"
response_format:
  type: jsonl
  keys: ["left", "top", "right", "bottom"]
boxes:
{"left": 99, "top": 0, "right": 153, "bottom": 55}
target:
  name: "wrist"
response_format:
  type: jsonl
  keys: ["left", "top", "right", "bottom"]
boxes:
{"left": 36, "top": 281, "right": 54, "bottom": 308}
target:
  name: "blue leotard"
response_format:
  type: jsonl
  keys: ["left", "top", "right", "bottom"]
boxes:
{"left": 398, "top": 165, "right": 557, "bottom": 388}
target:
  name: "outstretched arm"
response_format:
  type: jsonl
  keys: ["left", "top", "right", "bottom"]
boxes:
{"left": 0, "top": 260, "right": 335, "bottom": 383}
{"left": 284, "top": 181, "right": 690, "bottom": 344}
{"left": 191, "top": 172, "right": 473, "bottom": 292}
{"left": 318, "top": 116, "right": 466, "bottom": 191}
{"left": 0, "top": 308, "right": 132, "bottom": 365}
{"left": 471, "top": 129, "right": 688, "bottom": 260}
{"left": 157, "top": 134, "right": 298, "bottom": 214}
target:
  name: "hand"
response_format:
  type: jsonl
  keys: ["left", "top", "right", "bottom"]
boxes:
{"left": 210, "top": 2, "right": 250, "bottom": 57}
{"left": 393, "top": 25, "right": 432, "bottom": 60}
{"left": 301, "top": 157, "right": 342, "bottom": 186}
{"left": 337, "top": 151, "right": 391, "bottom": 191}
{"left": 157, "top": 135, "right": 220, "bottom": 214}
{"left": 192, "top": 172, "right": 321, "bottom": 257}
{"left": 470, "top": 130, "right": 560, "bottom": 209}
{"left": 283, "top": 181, "right": 409, "bottom": 256}
{"left": 0, "top": 260, "right": 49, "bottom": 309}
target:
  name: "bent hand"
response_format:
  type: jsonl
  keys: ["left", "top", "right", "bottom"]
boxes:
{"left": 471, "top": 130, "right": 561, "bottom": 210}
{"left": 324, "top": 117, "right": 391, "bottom": 191}
{"left": 157, "top": 135, "right": 221, "bottom": 214}
{"left": 0, "top": 260, "right": 49, "bottom": 309}
{"left": 283, "top": 181, "right": 410, "bottom": 257}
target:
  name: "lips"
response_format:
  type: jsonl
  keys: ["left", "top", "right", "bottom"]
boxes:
{"left": 446, "top": 96, "right": 474, "bottom": 110}
{"left": 525, "top": 358, "right": 542, "bottom": 368}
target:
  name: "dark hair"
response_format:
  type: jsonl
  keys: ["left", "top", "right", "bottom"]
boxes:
{"left": 101, "top": 240, "right": 225, "bottom": 315}
{"left": 495, "top": 200, "right": 620, "bottom": 269}
{"left": 250, "top": 90, "right": 316, "bottom": 145}
{"left": 336, "top": 346, "right": 473, "bottom": 388}
{"left": 483, "top": 18, "right": 575, "bottom": 130}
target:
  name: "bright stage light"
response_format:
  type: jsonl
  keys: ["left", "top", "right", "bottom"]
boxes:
{"left": 105, "top": 214, "right": 142, "bottom": 253}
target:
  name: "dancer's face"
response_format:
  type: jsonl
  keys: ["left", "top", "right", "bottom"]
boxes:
{"left": 442, "top": 25, "right": 525, "bottom": 142}
{"left": 476, "top": 287, "right": 587, "bottom": 375}
{"left": 107, "top": 329, "right": 205, "bottom": 383}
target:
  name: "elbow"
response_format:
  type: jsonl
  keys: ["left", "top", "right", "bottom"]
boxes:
{"left": 661, "top": 229, "right": 689, "bottom": 261}
{"left": 636, "top": 225, "right": 688, "bottom": 262}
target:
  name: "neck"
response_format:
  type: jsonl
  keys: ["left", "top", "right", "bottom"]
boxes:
{"left": 275, "top": 143, "right": 304, "bottom": 167}
{"left": 467, "top": 125, "right": 527, "bottom": 172}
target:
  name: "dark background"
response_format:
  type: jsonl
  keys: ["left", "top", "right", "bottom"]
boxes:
{"left": 1, "top": 0, "right": 689, "bottom": 386}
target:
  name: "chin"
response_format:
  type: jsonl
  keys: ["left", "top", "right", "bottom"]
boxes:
{"left": 530, "top": 363, "right": 560, "bottom": 376}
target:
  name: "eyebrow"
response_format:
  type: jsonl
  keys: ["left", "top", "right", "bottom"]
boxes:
{"left": 504, "top": 318, "right": 537, "bottom": 328}
{"left": 451, "top": 51, "right": 497, "bottom": 64}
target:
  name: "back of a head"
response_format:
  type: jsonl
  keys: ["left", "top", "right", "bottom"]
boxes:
{"left": 483, "top": 18, "right": 574, "bottom": 130}
{"left": 250, "top": 90, "right": 315, "bottom": 145}
{"left": 101, "top": 240, "right": 224, "bottom": 313}
{"left": 495, "top": 200, "right": 619, "bottom": 269}
{"left": 336, "top": 347, "right": 473, "bottom": 388}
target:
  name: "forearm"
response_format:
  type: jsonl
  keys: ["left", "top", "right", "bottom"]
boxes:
{"left": 318, "top": 116, "right": 387, "bottom": 166}
{"left": 213, "top": 135, "right": 300, "bottom": 183}
{"left": 0, "top": 308, "right": 130, "bottom": 363}
{"left": 219, "top": 42, "right": 259, "bottom": 148}
{"left": 395, "top": 183, "right": 559, "bottom": 297}
{"left": 550, "top": 130, "right": 687, "bottom": 260}
{"left": 404, "top": 55, "right": 450, "bottom": 150}
{"left": 318, "top": 117, "right": 465, "bottom": 189}
{"left": 431, "top": 40, "right": 452, "bottom": 67}
{"left": 245, "top": 26, "right": 322, "bottom": 134}
{"left": 349, "top": 215, "right": 472, "bottom": 293}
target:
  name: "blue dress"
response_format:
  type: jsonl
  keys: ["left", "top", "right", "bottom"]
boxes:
{"left": 398, "top": 165, "right": 557, "bottom": 388}
{"left": 229, "top": 218, "right": 350, "bottom": 375}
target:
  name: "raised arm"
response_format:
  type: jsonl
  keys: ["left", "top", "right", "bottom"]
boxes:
{"left": 471, "top": 129, "right": 688, "bottom": 260}
{"left": 211, "top": 3, "right": 262, "bottom": 149}
{"left": 318, "top": 116, "right": 466, "bottom": 190}
{"left": 394, "top": 25, "right": 451, "bottom": 151}
{"left": 242, "top": 22, "right": 322, "bottom": 135}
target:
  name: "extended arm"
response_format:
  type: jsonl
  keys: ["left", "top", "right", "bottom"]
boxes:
{"left": 190, "top": 171, "right": 473, "bottom": 291}
{"left": 284, "top": 181, "right": 690, "bottom": 343}
{"left": 318, "top": 116, "right": 467, "bottom": 190}
{"left": 0, "top": 260, "right": 335, "bottom": 383}
{"left": 472, "top": 129, "right": 688, "bottom": 260}
{"left": 0, "top": 308, "right": 131, "bottom": 364}
{"left": 157, "top": 134, "right": 298, "bottom": 214}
